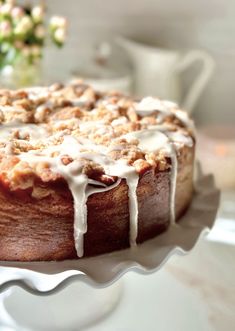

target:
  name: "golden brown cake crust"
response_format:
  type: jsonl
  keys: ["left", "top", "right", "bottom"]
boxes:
{"left": 0, "top": 82, "right": 195, "bottom": 261}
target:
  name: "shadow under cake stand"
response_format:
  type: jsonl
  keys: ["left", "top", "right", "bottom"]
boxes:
{"left": 0, "top": 174, "right": 220, "bottom": 330}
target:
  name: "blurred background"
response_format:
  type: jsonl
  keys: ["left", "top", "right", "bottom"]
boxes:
{"left": 0, "top": 1, "right": 234, "bottom": 330}
{"left": 43, "top": 0, "right": 235, "bottom": 124}
{"left": 42, "top": 0, "right": 235, "bottom": 191}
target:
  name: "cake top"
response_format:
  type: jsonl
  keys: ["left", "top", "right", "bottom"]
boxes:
{"left": 0, "top": 81, "right": 194, "bottom": 192}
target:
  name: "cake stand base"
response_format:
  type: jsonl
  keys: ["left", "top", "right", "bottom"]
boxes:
{"left": 0, "top": 280, "right": 123, "bottom": 331}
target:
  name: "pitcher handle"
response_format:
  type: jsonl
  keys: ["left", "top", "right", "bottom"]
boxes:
{"left": 175, "top": 50, "right": 215, "bottom": 114}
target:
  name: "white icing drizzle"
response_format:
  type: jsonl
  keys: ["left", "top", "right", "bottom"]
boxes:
{"left": 59, "top": 164, "right": 88, "bottom": 257}
{"left": 26, "top": 87, "right": 50, "bottom": 101}
{"left": 124, "top": 129, "right": 170, "bottom": 153}
{"left": 101, "top": 158, "right": 140, "bottom": 247}
{"left": 126, "top": 172, "right": 139, "bottom": 246}
{"left": 0, "top": 93, "right": 194, "bottom": 257}
{"left": 124, "top": 126, "right": 185, "bottom": 225}
{"left": 111, "top": 116, "right": 128, "bottom": 127}
{"left": 135, "top": 96, "right": 177, "bottom": 117}
{"left": 50, "top": 137, "right": 86, "bottom": 257}
{"left": 166, "top": 141, "right": 178, "bottom": 224}
{"left": 0, "top": 106, "right": 24, "bottom": 114}
{"left": 167, "top": 131, "right": 193, "bottom": 147}
{"left": 135, "top": 97, "right": 195, "bottom": 132}
{"left": 0, "top": 122, "right": 49, "bottom": 154}
{"left": 133, "top": 98, "right": 194, "bottom": 225}
{"left": 174, "top": 109, "right": 195, "bottom": 133}
{"left": 0, "top": 122, "right": 48, "bottom": 140}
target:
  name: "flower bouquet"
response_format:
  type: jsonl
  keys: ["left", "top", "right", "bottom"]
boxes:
{"left": 0, "top": 0, "right": 67, "bottom": 87}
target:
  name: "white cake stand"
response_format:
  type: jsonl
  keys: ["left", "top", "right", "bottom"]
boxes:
{"left": 0, "top": 277, "right": 123, "bottom": 331}
{"left": 0, "top": 174, "right": 220, "bottom": 330}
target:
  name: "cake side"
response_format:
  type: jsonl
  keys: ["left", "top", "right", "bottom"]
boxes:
{"left": 0, "top": 145, "right": 194, "bottom": 261}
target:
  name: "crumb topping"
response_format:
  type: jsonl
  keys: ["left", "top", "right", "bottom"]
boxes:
{"left": 0, "top": 81, "right": 194, "bottom": 191}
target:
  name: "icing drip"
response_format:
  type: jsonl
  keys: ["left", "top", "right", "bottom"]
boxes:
{"left": 50, "top": 137, "right": 87, "bottom": 257}
{"left": 124, "top": 127, "right": 180, "bottom": 225}
{"left": 71, "top": 176, "right": 88, "bottom": 258}
{"left": 59, "top": 165, "right": 88, "bottom": 258}
{"left": 126, "top": 172, "right": 139, "bottom": 246}
{"left": 167, "top": 142, "right": 178, "bottom": 224}
{"left": 104, "top": 159, "right": 140, "bottom": 247}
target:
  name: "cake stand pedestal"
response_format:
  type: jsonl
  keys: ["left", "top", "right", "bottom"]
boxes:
{"left": 0, "top": 173, "right": 220, "bottom": 331}
{"left": 0, "top": 275, "right": 123, "bottom": 331}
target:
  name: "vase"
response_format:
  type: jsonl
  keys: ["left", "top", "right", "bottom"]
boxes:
{"left": 0, "top": 60, "right": 42, "bottom": 89}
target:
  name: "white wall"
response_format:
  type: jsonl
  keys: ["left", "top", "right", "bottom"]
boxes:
{"left": 42, "top": 0, "right": 235, "bottom": 124}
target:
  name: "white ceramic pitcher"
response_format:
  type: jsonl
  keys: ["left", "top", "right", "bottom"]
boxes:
{"left": 117, "top": 37, "right": 215, "bottom": 113}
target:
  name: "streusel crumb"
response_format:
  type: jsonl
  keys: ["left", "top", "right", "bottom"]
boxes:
{"left": 0, "top": 82, "right": 194, "bottom": 191}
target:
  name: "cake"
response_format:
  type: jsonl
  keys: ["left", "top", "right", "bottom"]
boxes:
{"left": 0, "top": 82, "right": 195, "bottom": 261}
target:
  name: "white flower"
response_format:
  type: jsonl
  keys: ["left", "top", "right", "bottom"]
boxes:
{"left": 50, "top": 16, "right": 67, "bottom": 29}
{"left": 35, "top": 24, "right": 45, "bottom": 39}
{"left": 15, "top": 16, "right": 33, "bottom": 35}
{"left": 54, "top": 27, "right": 66, "bottom": 43}
{"left": 0, "top": 3, "right": 13, "bottom": 16}
{"left": 32, "top": 6, "right": 44, "bottom": 23}
{"left": 21, "top": 16, "right": 33, "bottom": 31}
{"left": 0, "top": 20, "right": 12, "bottom": 37}
{"left": 11, "top": 6, "right": 24, "bottom": 20}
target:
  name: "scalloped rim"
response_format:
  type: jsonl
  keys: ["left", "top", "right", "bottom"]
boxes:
{"left": 0, "top": 174, "right": 220, "bottom": 294}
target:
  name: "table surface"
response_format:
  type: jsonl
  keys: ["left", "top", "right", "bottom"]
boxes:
{"left": 87, "top": 237, "right": 235, "bottom": 331}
